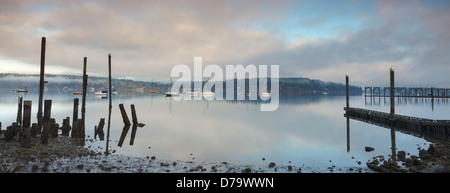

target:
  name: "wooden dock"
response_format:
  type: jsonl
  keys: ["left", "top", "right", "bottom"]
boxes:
{"left": 344, "top": 107, "right": 450, "bottom": 141}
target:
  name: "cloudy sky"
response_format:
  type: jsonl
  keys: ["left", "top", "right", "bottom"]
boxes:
{"left": 0, "top": 0, "right": 449, "bottom": 86}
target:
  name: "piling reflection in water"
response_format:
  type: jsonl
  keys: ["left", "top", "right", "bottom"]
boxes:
{"left": 116, "top": 103, "right": 145, "bottom": 148}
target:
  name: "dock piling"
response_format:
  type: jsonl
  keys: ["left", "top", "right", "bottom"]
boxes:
{"left": 390, "top": 68, "right": 395, "bottom": 120}
{"left": 37, "top": 37, "right": 46, "bottom": 131}
{"left": 16, "top": 97, "right": 22, "bottom": 127}
{"left": 346, "top": 75, "right": 349, "bottom": 110}
{"left": 23, "top": 101, "right": 31, "bottom": 128}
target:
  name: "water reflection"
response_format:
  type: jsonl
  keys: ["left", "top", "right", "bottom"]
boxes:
{"left": 364, "top": 96, "right": 449, "bottom": 112}
{"left": 0, "top": 90, "right": 440, "bottom": 168}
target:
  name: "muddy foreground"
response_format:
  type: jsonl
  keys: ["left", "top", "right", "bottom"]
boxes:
{"left": 0, "top": 136, "right": 449, "bottom": 173}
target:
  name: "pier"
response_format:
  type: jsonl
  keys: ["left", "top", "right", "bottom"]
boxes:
{"left": 364, "top": 86, "right": 450, "bottom": 98}
{"left": 346, "top": 68, "right": 450, "bottom": 142}
{"left": 344, "top": 107, "right": 450, "bottom": 141}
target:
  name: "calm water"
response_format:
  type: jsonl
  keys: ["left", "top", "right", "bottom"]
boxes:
{"left": 1, "top": 90, "right": 449, "bottom": 169}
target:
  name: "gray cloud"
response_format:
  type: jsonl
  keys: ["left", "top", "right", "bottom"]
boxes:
{"left": 0, "top": 0, "right": 449, "bottom": 87}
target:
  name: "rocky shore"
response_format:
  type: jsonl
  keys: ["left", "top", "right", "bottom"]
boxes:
{"left": 366, "top": 142, "right": 450, "bottom": 173}
{"left": 1, "top": 135, "right": 449, "bottom": 173}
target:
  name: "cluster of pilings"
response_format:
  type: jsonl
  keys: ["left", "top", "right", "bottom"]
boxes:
{"left": 364, "top": 87, "right": 450, "bottom": 98}
{"left": 0, "top": 37, "right": 112, "bottom": 147}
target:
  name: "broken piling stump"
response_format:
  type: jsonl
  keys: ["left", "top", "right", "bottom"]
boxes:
{"left": 41, "top": 121, "right": 50, "bottom": 144}
{"left": 71, "top": 119, "right": 83, "bottom": 139}
{"left": 50, "top": 119, "right": 59, "bottom": 138}
{"left": 43, "top": 100, "right": 52, "bottom": 123}
{"left": 16, "top": 97, "right": 22, "bottom": 127}
{"left": 23, "top": 101, "right": 32, "bottom": 128}
{"left": 95, "top": 118, "right": 105, "bottom": 140}
{"left": 61, "top": 117, "right": 71, "bottom": 136}
{"left": 20, "top": 127, "right": 31, "bottom": 148}
{"left": 31, "top": 123, "right": 38, "bottom": 137}
{"left": 5, "top": 123, "right": 17, "bottom": 141}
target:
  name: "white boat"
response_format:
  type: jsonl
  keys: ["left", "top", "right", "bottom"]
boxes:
{"left": 13, "top": 88, "right": 28, "bottom": 93}
{"left": 95, "top": 90, "right": 108, "bottom": 95}
{"left": 201, "top": 91, "right": 215, "bottom": 96}
{"left": 189, "top": 90, "right": 200, "bottom": 96}
{"left": 164, "top": 91, "right": 179, "bottom": 97}
{"left": 164, "top": 78, "right": 178, "bottom": 97}
{"left": 259, "top": 92, "right": 270, "bottom": 100}
{"left": 259, "top": 92, "right": 270, "bottom": 97}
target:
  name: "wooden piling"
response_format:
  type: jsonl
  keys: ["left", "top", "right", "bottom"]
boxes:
{"left": 23, "top": 101, "right": 31, "bottom": 128}
{"left": 41, "top": 121, "right": 50, "bottom": 144}
{"left": 390, "top": 68, "right": 395, "bottom": 119}
{"left": 95, "top": 118, "right": 105, "bottom": 140}
{"left": 73, "top": 98, "right": 79, "bottom": 125}
{"left": 131, "top": 104, "right": 138, "bottom": 125}
{"left": 31, "top": 123, "right": 38, "bottom": 137}
{"left": 119, "top": 104, "right": 131, "bottom": 126}
{"left": 108, "top": 53, "right": 112, "bottom": 109}
{"left": 5, "top": 124, "right": 16, "bottom": 141}
{"left": 44, "top": 100, "right": 52, "bottom": 123}
{"left": 81, "top": 57, "right": 87, "bottom": 138}
{"left": 106, "top": 53, "right": 112, "bottom": 154}
{"left": 61, "top": 117, "right": 71, "bottom": 136}
{"left": 20, "top": 127, "right": 31, "bottom": 148}
{"left": 38, "top": 37, "right": 46, "bottom": 130}
{"left": 71, "top": 119, "right": 83, "bottom": 139}
{"left": 16, "top": 96, "right": 22, "bottom": 127}
{"left": 50, "top": 118, "right": 58, "bottom": 138}
{"left": 346, "top": 75, "right": 349, "bottom": 110}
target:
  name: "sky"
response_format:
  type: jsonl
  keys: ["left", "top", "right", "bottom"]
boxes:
{"left": 0, "top": 0, "right": 449, "bottom": 87}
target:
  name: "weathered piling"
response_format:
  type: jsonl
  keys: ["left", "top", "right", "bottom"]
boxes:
{"left": 5, "top": 123, "right": 17, "bottom": 141}
{"left": 71, "top": 119, "right": 83, "bottom": 139}
{"left": 50, "top": 118, "right": 58, "bottom": 138}
{"left": 61, "top": 117, "right": 71, "bottom": 136}
{"left": 81, "top": 57, "right": 87, "bottom": 138}
{"left": 20, "top": 127, "right": 31, "bottom": 148}
{"left": 23, "top": 101, "right": 32, "bottom": 128}
{"left": 390, "top": 68, "right": 395, "bottom": 119}
{"left": 95, "top": 118, "right": 105, "bottom": 140}
{"left": 37, "top": 37, "right": 46, "bottom": 130}
{"left": 106, "top": 53, "right": 112, "bottom": 154}
{"left": 16, "top": 96, "right": 22, "bottom": 127}
{"left": 108, "top": 53, "right": 112, "bottom": 109}
{"left": 41, "top": 121, "right": 50, "bottom": 144}
{"left": 119, "top": 104, "right": 131, "bottom": 126}
{"left": 131, "top": 104, "right": 138, "bottom": 125}
{"left": 44, "top": 100, "right": 52, "bottom": 123}
{"left": 346, "top": 75, "right": 349, "bottom": 110}
{"left": 73, "top": 98, "right": 79, "bottom": 126}
{"left": 31, "top": 123, "right": 39, "bottom": 137}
